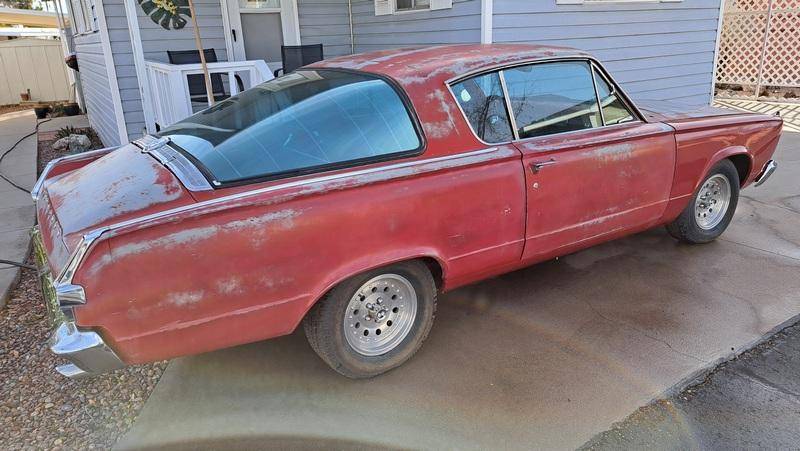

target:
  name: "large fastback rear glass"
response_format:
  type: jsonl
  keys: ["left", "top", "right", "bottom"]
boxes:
{"left": 159, "top": 70, "right": 422, "bottom": 185}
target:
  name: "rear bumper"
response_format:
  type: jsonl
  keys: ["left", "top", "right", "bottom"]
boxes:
{"left": 754, "top": 160, "right": 777, "bottom": 187}
{"left": 50, "top": 322, "right": 125, "bottom": 378}
{"left": 31, "top": 226, "right": 125, "bottom": 379}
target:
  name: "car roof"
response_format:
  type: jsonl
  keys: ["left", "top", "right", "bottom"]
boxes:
{"left": 308, "top": 44, "right": 593, "bottom": 156}
{"left": 309, "top": 43, "right": 590, "bottom": 87}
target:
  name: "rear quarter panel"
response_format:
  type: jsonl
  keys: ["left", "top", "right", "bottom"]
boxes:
{"left": 661, "top": 115, "right": 782, "bottom": 222}
{"left": 73, "top": 146, "right": 526, "bottom": 364}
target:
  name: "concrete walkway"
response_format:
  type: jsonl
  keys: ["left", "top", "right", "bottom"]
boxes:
{"left": 584, "top": 322, "right": 800, "bottom": 449}
{"left": 0, "top": 110, "right": 37, "bottom": 307}
{"left": 715, "top": 98, "right": 800, "bottom": 132}
{"left": 117, "top": 132, "right": 800, "bottom": 450}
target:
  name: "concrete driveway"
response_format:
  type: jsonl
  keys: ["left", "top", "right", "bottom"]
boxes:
{"left": 117, "top": 133, "right": 800, "bottom": 450}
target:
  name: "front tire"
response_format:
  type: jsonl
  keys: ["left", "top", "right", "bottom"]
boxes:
{"left": 666, "top": 159, "right": 740, "bottom": 244}
{"left": 303, "top": 260, "right": 437, "bottom": 378}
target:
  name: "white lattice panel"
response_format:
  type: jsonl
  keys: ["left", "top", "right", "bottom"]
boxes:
{"left": 716, "top": 0, "right": 800, "bottom": 90}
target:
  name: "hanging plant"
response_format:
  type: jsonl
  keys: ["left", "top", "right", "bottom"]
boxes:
{"left": 137, "top": 0, "right": 191, "bottom": 30}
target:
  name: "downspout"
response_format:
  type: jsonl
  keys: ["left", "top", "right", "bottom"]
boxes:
{"left": 348, "top": 0, "right": 354, "bottom": 54}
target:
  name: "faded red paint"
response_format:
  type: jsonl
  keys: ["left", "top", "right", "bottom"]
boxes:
{"left": 35, "top": 44, "right": 783, "bottom": 365}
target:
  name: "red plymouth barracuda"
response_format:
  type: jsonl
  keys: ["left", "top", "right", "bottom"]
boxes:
{"left": 31, "top": 44, "right": 781, "bottom": 379}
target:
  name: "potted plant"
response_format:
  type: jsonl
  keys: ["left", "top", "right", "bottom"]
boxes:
{"left": 20, "top": 90, "right": 30, "bottom": 102}
{"left": 33, "top": 103, "right": 50, "bottom": 119}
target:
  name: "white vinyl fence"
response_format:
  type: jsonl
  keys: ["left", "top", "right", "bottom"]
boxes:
{"left": 0, "top": 38, "right": 70, "bottom": 105}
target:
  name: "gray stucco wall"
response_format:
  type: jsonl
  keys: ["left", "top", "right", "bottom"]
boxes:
{"left": 351, "top": 0, "right": 481, "bottom": 53}
{"left": 73, "top": 31, "right": 119, "bottom": 147}
{"left": 492, "top": 0, "right": 721, "bottom": 105}
{"left": 298, "top": 0, "right": 352, "bottom": 58}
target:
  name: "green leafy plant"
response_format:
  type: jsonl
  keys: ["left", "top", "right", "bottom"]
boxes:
{"left": 137, "top": 0, "right": 191, "bottom": 30}
{"left": 55, "top": 125, "right": 80, "bottom": 140}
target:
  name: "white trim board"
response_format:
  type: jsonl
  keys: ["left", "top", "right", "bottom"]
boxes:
{"left": 94, "top": 0, "right": 128, "bottom": 143}
{"left": 481, "top": 0, "right": 492, "bottom": 44}
{"left": 710, "top": 0, "right": 725, "bottom": 105}
{"left": 123, "top": 0, "right": 156, "bottom": 135}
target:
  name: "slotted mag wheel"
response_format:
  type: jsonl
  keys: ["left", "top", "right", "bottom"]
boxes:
{"left": 343, "top": 274, "right": 418, "bottom": 356}
{"left": 694, "top": 174, "right": 732, "bottom": 230}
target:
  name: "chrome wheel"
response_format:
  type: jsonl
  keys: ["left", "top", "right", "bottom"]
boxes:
{"left": 695, "top": 174, "right": 731, "bottom": 230}
{"left": 343, "top": 274, "right": 418, "bottom": 356}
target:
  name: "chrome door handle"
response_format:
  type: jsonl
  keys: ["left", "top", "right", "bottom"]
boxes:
{"left": 530, "top": 158, "right": 556, "bottom": 174}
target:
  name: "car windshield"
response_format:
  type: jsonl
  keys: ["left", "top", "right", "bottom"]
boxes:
{"left": 158, "top": 70, "right": 421, "bottom": 184}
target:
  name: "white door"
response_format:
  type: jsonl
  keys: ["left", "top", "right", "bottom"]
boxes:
{"left": 224, "top": 0, "right": 301, "bottom": 68}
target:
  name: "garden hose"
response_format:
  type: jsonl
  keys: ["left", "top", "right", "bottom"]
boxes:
{"left": 0, "top": 117, "right": 52, "bottom": 271}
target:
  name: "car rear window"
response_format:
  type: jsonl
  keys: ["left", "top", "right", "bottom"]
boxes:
{"left": 158, "top": 70, "right": 422, "bottom": 185}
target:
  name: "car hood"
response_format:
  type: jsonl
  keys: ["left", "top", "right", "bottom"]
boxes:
{"left": 635, "top": 99, "right": 745, "bottom": 124}
{"left": 38, "top": 143, "right": 196, "bottom": 265}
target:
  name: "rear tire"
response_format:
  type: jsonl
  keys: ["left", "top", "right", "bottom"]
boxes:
{"left": 303, "top": 260, "right": 437, "bottom": 378}
{"left": 666, "top": 159, "right": 739, "bottom": 244}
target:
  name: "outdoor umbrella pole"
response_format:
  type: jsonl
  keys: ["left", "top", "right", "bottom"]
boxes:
{"left": 187, "top": 0, "right": 215, "bottom": 106}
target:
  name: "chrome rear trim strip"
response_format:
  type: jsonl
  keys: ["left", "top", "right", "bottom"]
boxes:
{"left": 31, "top": 146, "right": 118, "bottom": 202}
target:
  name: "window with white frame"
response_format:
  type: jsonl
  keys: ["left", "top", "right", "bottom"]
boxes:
{"left": 375, "top": 0, "right": 452, "bottom": 16}
{"left": 395, "top": 0, "right": 430, "bottom": 11}
{"left": 69, "top": 0, "right": 98, "bottom": 34}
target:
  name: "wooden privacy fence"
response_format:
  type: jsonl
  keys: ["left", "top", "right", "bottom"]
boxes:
{"left": 0, "top": 38, "right": 71, "bottom": 105}
{"left": 716, "top": 0, "right": 800, "bottom": 97}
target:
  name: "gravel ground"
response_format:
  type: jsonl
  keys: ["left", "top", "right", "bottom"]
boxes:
{"left": 0, "top": 133, "right": 167, "bottom": 449}
{"left": 0, "top": 266, "right": 167, "bottom": 449}
{"left": 37, "top": 128, "right": 104, "bottom": 174}
{"left": 0, "top": 105, "right": 33, "bottom": 115}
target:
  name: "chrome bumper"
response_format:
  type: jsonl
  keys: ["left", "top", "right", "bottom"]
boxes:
{"left": 31, "top": 227, "right": 125, "bottom": 379}
{"left": 754, "top": 160, "right": 777, "bottom": 187}
{"left": 50, "top": 322, "right": 125, "bottom": 378}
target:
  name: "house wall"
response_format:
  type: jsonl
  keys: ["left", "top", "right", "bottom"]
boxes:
{"left": 297, "top": 0, "right": 352, "bottom": 58}
{"left": 72, "top": 31, "right": 120, "bottom": 146}
{"left": 492, "top": 0, "right": 721, "bottom": 105}
{"left": 350, "top": 0, "right": 481, "bottom": 53}
{"left": 101, "top": 0, "right": 229, "bottom": 142}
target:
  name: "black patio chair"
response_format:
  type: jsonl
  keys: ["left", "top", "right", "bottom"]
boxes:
{"left": 273, "top": 44, "right": 324, "bottom": 77}
{"left": 167, "top": 49, "right": 244, "bottom": 103}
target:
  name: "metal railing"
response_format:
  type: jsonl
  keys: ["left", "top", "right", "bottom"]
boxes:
{"left": 144, "top": 59, "right": 273, "bottom": 128}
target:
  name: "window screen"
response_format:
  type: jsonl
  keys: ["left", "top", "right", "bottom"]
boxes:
{"left": 160, "top": 70, "right": 421, "bottom": 184}
{"left": 593, "top": 67, "right": 635, "bottom": 125}
{"left": 451, "top": 72, "right": 513, "bottom": 143}
{"left": 503, "top": 61, "right": 602, "bottom": 139}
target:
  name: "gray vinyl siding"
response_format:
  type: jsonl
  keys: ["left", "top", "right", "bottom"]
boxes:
{"left": 101, "top": 0, "right": 229, "bottom": 141}
{"left": 298, "top": 0, "right": 352, "bottom": 58}
{"left": 492, "top": 0, "right": 721, "bottom": 105}
{"left": 73, "top": 31, "right": 118, "bottom": 147}
{"left": 351, "top": 0, "right": 480, "bottom": 52}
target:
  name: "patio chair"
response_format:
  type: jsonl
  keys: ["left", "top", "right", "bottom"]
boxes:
{"left": 273, "top": 44, "right": 324, "bottom": 77}
{"left": 167, "top": 49, "right": 244, "bottom": 103}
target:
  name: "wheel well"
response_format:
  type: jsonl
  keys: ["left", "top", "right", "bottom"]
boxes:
{"left": 312, "top": 256, "right": 445, "bottom": 311}
{"left": 419, "top": 257, "right": 444, "bottom": 291}
{"left": 728, "top": 154, "right": 751, "bottom": 187}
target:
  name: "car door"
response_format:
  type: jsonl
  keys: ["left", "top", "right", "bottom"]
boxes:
{"left": 501, "top": 60, "right": 676, "bottom": 262}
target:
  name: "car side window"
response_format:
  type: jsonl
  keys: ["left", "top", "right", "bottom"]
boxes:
{"left": 502, "top": 61, "right": 602, "bottom": 139}
{"left": 593, "top": 66, "right": 635, "bottom": 125}
{"left": 451, "top": 72, "right": 514, "bottom": 143}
